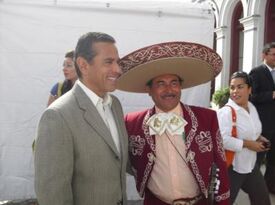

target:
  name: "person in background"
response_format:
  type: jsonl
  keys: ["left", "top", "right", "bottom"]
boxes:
{"left": 117, "top": 42, "right": 230, "bottom": 205}
{"left": 34, "top": 32, "right": 128, "bottom": 205}
{"left": 249, "top": 42, "right": 275, "bottom": 194}
{"left": 47, "top": 50, "right": 78, "bottom": 106}
{"left": 217, "top": 71, "right": 271, "bottom": 205}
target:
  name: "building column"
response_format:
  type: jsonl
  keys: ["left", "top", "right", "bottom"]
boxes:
{"left": 215, "top": 26, "right": 230, "bottom": 89}
{"left": 239, "top": 15, "right": 261, "bottom": 72}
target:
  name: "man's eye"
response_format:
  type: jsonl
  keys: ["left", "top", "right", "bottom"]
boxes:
{"left": 157, "top": 82, "right": 165, "bottom": 87}
{"left": 105, "top": 59, "right": 113, "bottom": 64}
{"left": 171, "top": 81, "right": 179, "bottom": 86}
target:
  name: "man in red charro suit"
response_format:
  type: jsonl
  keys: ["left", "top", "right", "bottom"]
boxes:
{"left": 117, "top": 42, "right": 230, "bottom": 205}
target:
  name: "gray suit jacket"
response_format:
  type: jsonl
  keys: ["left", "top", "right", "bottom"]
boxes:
{"left": 34, "top": 84, "right": 128, "bottom": 205}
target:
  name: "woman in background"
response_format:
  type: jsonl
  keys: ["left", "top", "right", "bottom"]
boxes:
{"left": 217, "top": 71, "right": 271, "bottom": 205}
{"left": 47, "top": 50, "right": 77, "bottom": 106}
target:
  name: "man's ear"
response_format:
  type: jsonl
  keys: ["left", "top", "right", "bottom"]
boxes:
{"left": 76, "top": 57, "right": 90, "bottom": 76}
{"left": 262, "top": 53, "right": 266, "bottom": 61}
{"left": 145, "top": 86, "right": 152, "bottom": 96}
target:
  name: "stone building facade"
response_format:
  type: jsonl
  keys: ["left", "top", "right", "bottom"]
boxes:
{"left": 210, "top": 0, "right": 275, "bottom": 89}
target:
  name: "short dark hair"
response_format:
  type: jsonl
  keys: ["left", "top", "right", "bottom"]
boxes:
{"left": 74, "top": 32, "right": 116, "bottom": 78}
{"left": 146, "top": 75, "right": 183, "bottom": 87}
{"left": 231, "top": 71, "right": 252, "bottom": 87}
{"left": 65, "top": 50, "right": 74, "bottom": 59}
{"left": 262, "top": 42, "right": 275, "bottom": 55}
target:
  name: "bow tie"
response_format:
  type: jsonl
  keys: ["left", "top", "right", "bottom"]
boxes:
{"left": 146, "top": 112, "right": 188, "bottom": 136}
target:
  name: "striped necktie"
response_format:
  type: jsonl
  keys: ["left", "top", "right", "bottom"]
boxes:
{"left": 271, "top": 69, "right": 275, "bottom": 84}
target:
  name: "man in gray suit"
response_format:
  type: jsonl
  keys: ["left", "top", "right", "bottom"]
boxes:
{"left": 34, "top": 32, "right": 128, "bottom": 205}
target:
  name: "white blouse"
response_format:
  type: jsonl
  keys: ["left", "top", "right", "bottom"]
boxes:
{"left": 217, "top": 99, "right": 262, "bottom": 173}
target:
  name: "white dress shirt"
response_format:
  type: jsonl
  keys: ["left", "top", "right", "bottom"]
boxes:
{"left": 77, "top": 80, "right": 120, "bottom": 153}
{"left": 264, "top": 62, "right": 274, "bottom": 71}
{"left": 217, "top": 99, "right": 262, "bottom": 173}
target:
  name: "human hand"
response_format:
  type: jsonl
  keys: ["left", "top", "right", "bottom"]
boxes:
{"left": 243, "top": 139, "right": 269, "bottom": 152}
{"left": 47, "top": 95, "right": 58, "bottom": 107}
{"left": 257, "top": 135, "right": 271, "bottom": 149}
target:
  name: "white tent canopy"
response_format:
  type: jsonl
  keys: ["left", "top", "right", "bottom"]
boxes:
{"left": 0, "top": 0, "right": 214, "bottom": 200}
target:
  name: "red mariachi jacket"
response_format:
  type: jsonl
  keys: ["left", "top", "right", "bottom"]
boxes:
{"left": 125, "top": 103, "right": 230, "bottom": 205}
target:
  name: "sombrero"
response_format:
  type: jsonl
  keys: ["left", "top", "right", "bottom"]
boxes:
{"left": 117, "top": 41, "right": 223, "bottom": 93}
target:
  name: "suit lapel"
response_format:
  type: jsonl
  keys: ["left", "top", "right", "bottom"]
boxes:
{"left": 73, "top": 85, "right": 120, "bottom": 157}
{"left": 110, "top": 99, "right": 124, "bottom": 159}
{"left": 262, "top": 65, "right": 275, "bottom": 87}
{"left": 181, "top": 103, "right": 192, "bottom": 141}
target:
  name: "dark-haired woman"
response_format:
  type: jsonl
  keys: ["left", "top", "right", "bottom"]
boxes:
{"left": 217, "top": 71, "right": 271, "bottom": 205}
{"left": 47, "top": 50, "right": 77, "bottom": 106}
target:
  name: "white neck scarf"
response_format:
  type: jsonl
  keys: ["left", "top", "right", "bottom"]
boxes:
{"left": 146, "top": 112, "right": 188, "bottom": 136}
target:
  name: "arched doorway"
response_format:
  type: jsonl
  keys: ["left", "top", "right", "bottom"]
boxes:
{"left": 230, "top": 1, "right": 244, "bottom": 78}
{"left": 265, "top": 0, "right": 275, "bottom": 43}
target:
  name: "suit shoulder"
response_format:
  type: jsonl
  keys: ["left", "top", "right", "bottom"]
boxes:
{"left": 250, "top": 64, "right": 266, "bottom": 73}
{"left": 186, "top": 105, "right": 217, "bottom": 119}
{"left": 48, "top": 91, "right": 75, "bottom": 110}
{"left": 125, "top": 109, "right": 148, "bottom": 122}
{"left": 188, "top": 105, "right": 216, "bottom": 114}
{"left": 124, "top": 109, "right": 149, "bottom": 133}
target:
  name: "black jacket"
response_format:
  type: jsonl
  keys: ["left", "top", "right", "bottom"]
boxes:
{"left": 249, "top": 64, "right": 275, "bottom": 133}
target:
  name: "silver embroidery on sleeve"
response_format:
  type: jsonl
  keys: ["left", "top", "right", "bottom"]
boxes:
{"left": 195, "top": 131, "right": 213, "bottom": 153}
{"left": 215, "top": 190, "right": 230, "bottom": 202}
{"left": 129, "top": 135, "right": 146, "bottom": 156}
{"left": 216, "top": 129, "right": 226, "bottom": 161}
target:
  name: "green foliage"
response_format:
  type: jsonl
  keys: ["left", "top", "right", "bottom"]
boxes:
{"left": 212, "top": 87, "right": 230, "bottom": 108}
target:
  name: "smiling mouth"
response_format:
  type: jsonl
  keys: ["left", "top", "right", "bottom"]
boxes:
{"left": 232, "top": 95, "right": 241, "bottom": 100}
{"left": 162, "top": 94, "right": 176, "bottom": 99}
{"left": 107, "top": 77, "right": 119, "bottom": 83}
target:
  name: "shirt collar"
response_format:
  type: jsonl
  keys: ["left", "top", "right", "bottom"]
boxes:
{"left": 264, "top": 62, "right": 274, "bottom": 72}
{"left": 227, "top": 98, "right": 242, "bottom": 111}
{"left": 155, "top": 103, "right": 182, "bottom": 116}
{"left": 227, "top": 98, "right": 253, "bottom": 111}
{"left": 76, "top": 80, "right": 112, "bottom": 107}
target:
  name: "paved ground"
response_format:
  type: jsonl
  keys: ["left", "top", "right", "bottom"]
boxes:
{"left": 228, "top": 165, "right": 275, "bottom": 204}
{"left": 1, "top": 195, "right": 275, "bottom": 205}
{"left": 235, "top": 190, "right": 275, "bottom": 205}
{"left": 1, "top": 165, "right": 274, "bottom": 205}
{"left": 128, "top": 192, "right": 275, "bottom": 205}
{"left": 126, "top": 166, "right": 275, "bottom": 205}
{"left": 128, "top": 201, "right": 143, "bottom": 205}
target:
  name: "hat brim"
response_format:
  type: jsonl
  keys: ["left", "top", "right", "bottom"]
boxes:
{"left": 117, "top": 41, "right": 222, "bottom": 93}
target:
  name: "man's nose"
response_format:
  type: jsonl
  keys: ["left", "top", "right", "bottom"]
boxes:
{"left": 114, "top": 62, "right": 122, "bottom": 74}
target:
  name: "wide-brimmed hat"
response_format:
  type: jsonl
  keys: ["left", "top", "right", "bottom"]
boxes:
{"left": 117, "top": 41, "right": 222, "bottom": 93}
